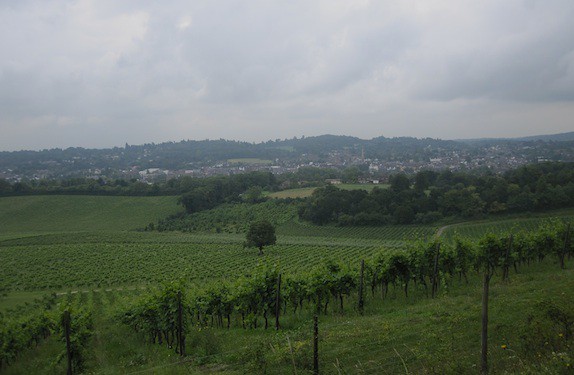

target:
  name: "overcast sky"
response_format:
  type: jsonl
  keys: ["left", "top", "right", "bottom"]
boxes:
{"left": 1, "top": 0, "right": 573, "bottom": 151}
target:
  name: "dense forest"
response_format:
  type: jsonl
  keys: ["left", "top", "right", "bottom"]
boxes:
{"left": 299, "top": 162, "right": 574, "bottom": 225}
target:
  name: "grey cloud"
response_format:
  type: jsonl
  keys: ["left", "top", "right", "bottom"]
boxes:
{"left": 0, "top": 0, "right": 573, "bottom": 150}
{"left": 410, "top": 1, "right": 574, "bottom": 102}
{"left": 176, "top": 3, "right": 417, "bottom": 103}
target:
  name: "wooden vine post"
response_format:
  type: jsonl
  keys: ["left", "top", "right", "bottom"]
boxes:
{"left": 431, "top": 243, "right": 441, "bottom": 298}
{"left": 481, "top": 271, "right": 491, "bottom": 374}
{"left": 561, "top": 223, "right": 571, "bottom": 268}
{"left": 313, "top": 315, "right": 319, "bottom": 375}
{"left": 63, "top": 309, "right": 72, "bottom": 375}
{"left": 502, "top": 235, "right": 513, "bottom": 281}
{"left": 275, "top": 273, "right": 282, "bottom": 330}
{"left": 568, "top": 223, "right": 572, "bottom": 261}
{"left": 358, "top": 259, "right": 365, "bottom": 315}
{"left": 177, "top": 291, "right": 185, "bottom": 356}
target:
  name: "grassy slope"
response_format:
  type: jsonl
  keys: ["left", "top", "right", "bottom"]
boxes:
{"left": 0, "top": 195, "right": 182, "bottom": 233}
{"left": 0, "top": 291, "right": 47, "bottom": 312}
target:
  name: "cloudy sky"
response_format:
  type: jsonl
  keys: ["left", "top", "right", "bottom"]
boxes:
{"left": 1, "top": 0, "right": 573, "bottom": 151}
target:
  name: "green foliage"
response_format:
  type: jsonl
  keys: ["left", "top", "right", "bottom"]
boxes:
{"left": 155, "top": 200, "right": 297, "bottom": 233}
{"left": 389, "top": 173, "right": 411, "bottom": 192}
{"left": 0, "top": 311, "right": 55, "bottom": 368}
{"left": 245, "top": 220, "right": 277, "bottom": 255}
{"left": 0, "top": 177, "right": 169, "bottom": 197}
{"left": 120, "top": 282, "right": 187, "bottom": 355}
{"left": 0, "top": 292, "right": 95, "bottom": 373}
{"left": 442, "top": 211, "right": 574, "bottom": 241}
{"left": 178, "top": 171, "right": 277, "bottom": 213}
{"left": 116, "top": 220, "right": 573, "bottom": 343}
{"left": 243, "top": 185, "right": 264, "bottom": 203}
{"left": 299, "top": 162, "right": 574, "bottom": 226}
{"left": 477, "top": 234, "right": 505, "bottom": 276}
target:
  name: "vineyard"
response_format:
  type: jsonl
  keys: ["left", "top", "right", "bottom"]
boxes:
{"left": 0, "top": 233, "right": 381, "bottom": 291}
{"left": 441, "top": 209, "right": 574, "bottom": 241}
{"left": 0, "top": 221, "right": 445, "bottom": 292}
{"left": 277, "top": 221, "right": 436, "bottom": 241}
{"left": 2, "top": 210, "right": 574, "bottom": 292}
{"left": 2, "top": 220, "right": 573, "bottom": 373}
{"left": 1, "top": 194, "right": 574, "bottom": 373}
{"left": 154, "top": 200, "right": 299, "bottom": 233}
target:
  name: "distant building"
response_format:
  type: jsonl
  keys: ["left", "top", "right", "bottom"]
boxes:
{"left": 325, "top": 179, "right": 342, "bottom": 185}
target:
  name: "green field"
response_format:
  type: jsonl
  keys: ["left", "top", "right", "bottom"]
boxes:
{"left": 268, "top": 183, "right": 389, "bottom": 199}
{"left": 1, "top": 195, "right": 573, "bottom": 374}
{"left": 339, "top": 183, "right": 389, "bottom": 191}
{"left": 267, "top": 187, "right": 317, "bottom": 198}
{"left": 0, "top": 195, "right": 182, "bottom": 233}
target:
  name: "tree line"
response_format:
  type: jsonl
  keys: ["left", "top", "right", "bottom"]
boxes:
{"left": 0, "top": 171, "right": 279, "bottom": 202}
{"left": 299, "top": 162, "right": 574, "bottom": 226}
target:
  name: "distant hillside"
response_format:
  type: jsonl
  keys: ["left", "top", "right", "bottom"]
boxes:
{"left": 1, "top": 132, "right": 573, "bottom": 181}
{"left": 514, "top": 131, "right": 574, "bottom": 142}
{"left": 459, "top": 131, "right": 574, "bottom": 143}
{"left": 0, "top": 135, "right": 465, "bottom": 172}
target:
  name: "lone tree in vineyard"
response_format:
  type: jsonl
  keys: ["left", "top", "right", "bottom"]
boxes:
{"left": 245, "top": 220, "right": 276, "bottom": 255}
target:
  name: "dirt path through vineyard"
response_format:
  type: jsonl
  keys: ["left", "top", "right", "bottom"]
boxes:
{"left": 436, "top": 224, "right": 452, "bottom": 238}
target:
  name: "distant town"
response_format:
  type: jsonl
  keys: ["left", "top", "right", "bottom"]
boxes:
{"left": 1, "top": 133, "right": 573, "bottom": 184}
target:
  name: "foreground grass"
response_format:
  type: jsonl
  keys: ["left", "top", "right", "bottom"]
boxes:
{"left": 192, "top": 261, "right": 573, "bottom": 374}
{"left": 4, "top": 260, "right": 572, "bottom": 374}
